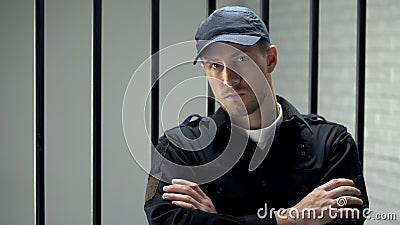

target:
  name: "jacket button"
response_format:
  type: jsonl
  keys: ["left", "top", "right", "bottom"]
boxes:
{"left": 301, "top": 151, "right": 306, "bottom": 156}
{"left": 301, "top": 185, "right": 308, "bottom": 192}
{"left": 300, "top": 143, "right": 305, "bottom": 149}
{"left": 216, "top": 187, "right": 223, "bottom": 195}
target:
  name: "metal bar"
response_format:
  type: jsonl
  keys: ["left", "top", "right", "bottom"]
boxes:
{"left": 261, "top": 0, "right": 270, "bottom": 30}
{"left": 309, "top": 0, "right": 319, "bottom": 114}
{"left": 35, "top": 0, "right": 45, "bottom": 224}
{"left": 207, "top": 0, "right": 216, "bottom": 116}
{"left": 208, "top": 0, "right": 216, "bottom": 13}
{"left": 356, "top": 0, "right": 366, "bottom": 167}
{"left": 92, "top": 0, "right": 102, "bottom": 224}
{"left": 151, "top": 0, "right": 160, "bottom": 146}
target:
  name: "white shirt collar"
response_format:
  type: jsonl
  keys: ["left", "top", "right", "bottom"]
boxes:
{"left": 246, "top": 103, "right": 283, "bottom": 150}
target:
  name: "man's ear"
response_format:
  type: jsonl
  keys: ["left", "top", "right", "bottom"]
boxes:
{"left": 266, "top": 45, "right": 277, "bottom": 73}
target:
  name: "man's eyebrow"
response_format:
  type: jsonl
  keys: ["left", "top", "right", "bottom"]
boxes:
{"left": 201, "top": 49, "right": 248, "bottom": 63}
{"left": 201, "top": 58, "right": 221, "bottom": 63}
{"left": 231, "top": 49, "right": 249, "bottom": 58}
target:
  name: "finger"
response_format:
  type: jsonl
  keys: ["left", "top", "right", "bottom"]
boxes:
{"left": 320, "top": 178, "right": 354, "bottom": 191}
{"left": 162, "top": 193, "right": 200, "bottom": 207}
{"left": 334, "top": 196, "right": 363, "bottom": 207}
{"left": 163, "top": 184, "right": 204, "bottom": 202}
{"left": 171, "top": 201, "right": 197, "bottom": 210}
{"left": 329, "top": 185, "right": 361, "bottom": 198}
{"left": 172, "top": 179, "right": 207, "bottom": 198}
{"left": 172, "top": 178, "right": 196, "bottom": 186}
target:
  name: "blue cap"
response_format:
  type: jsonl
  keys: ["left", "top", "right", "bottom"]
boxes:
{"left": 194, "top": 6, "right": 270, "bottom": 65}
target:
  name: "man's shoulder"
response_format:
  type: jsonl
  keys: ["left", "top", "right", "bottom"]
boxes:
{"left": 164, "top": 114, "right": 206, "bottom": 139}
{"left": 295, "top": 113, "right": 351, "bottom": 150}
{"left": 163, "top": 108, "right": 227, "bottom": 141}
{"left": 158, "top": 113, "right": 222, "bottom": 153}
{"left": 277, "top": 96, "right": 348, "bottom": 135}
{"left": 301, "top": 113, "right": 347, "bottom": 132}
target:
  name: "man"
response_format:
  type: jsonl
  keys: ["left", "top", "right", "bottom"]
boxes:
{"left": 144, "top": 6, "right": 368, "bottom": 225}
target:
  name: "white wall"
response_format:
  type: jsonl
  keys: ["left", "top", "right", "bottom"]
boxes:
{"left": 364, "top": 0, "right": 400, "bottom": 223}
{"left": 45, "top": 0, "right": 92, "bottom": 224}
{"left": 0, "top": 0, "right": 34, "bottom": 224}
{"left": 0, "top": 0, "right": 399, "bottom": 225}
{"left": 102, "top": 0, "right": 150, "bottom": 224}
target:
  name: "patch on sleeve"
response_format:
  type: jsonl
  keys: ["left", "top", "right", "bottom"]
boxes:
{"left": 145, "top": 172, "right": 162, "bottom": 203}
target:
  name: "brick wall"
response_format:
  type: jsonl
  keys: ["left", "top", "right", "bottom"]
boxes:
{"left": 364, "top": 0, "right": 400, "bottom": 223}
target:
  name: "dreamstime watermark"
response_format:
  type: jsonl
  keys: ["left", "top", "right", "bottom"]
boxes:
{"left": 257, "top": 203, "right": 397, "bottom": 221}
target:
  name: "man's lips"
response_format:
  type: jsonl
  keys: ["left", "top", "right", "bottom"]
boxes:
{"left": 224, "top": 92, "right": 245, "bottom": 99}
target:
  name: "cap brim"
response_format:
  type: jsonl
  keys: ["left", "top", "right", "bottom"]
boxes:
{"left": 193, "top": 34, "right": 261, "bottom": 65}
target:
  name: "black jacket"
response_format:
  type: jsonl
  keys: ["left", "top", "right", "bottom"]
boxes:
{"left": 144, "top": 96, "right": 369, "bottom": 225}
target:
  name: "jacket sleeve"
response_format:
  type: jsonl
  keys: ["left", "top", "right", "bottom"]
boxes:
{"left": 320, "top": 126, "right": 369, "bottom": 225}
{"left": 144, "top": 181, "right": 277, "bottom": 225}
{"left": 143, "top": 136, "right": 277, "bottom": 225}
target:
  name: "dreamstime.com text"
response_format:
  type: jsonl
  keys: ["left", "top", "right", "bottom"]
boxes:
{"left": 257, "top": 203, "right": 397, "bottom": 221}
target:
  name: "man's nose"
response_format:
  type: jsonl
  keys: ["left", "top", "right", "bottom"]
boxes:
{"left": 221, "top": 66, "right": 241, "bottom": 87}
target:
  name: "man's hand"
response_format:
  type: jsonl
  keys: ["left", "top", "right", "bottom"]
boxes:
{"left": 162, "top": 179, "right": 217, "bottom": 214}
{"left": 275, "top": 178, "right": 363, "bottom": 225}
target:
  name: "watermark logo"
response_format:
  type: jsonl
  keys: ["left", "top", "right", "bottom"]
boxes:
{"left": 336, "top": 196, "right": 348, "bottom": 207}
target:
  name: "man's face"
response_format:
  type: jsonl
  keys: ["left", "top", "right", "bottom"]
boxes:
{"left": 200, "top": 42, "right": 277, "bottom": 117}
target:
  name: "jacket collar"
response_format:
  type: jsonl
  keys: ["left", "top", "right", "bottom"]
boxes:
{"left": 277, "top": 96, "right": 313, "bottom": 133}
{"left": 210, "top": 95, "right": 313, "bottom": 133}
{"left": 210, "top": 107, "right": 230, "bottom": 129}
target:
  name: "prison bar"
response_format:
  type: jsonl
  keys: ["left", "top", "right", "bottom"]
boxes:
{"left": 261, "top": 0, "right": 270, "bottom": 30}
{"left": 207, "top": 0, "right": 216, "bottom": 116}
{"left": 92, "top": 0, "right": 102, "bottom": 224}
{"left": 356, "top": 0, "right": 367, "bottom": 167}
{"left": 35, "top": 0, "right": 45, "bottom": 224}
{"left": 309, "top": 0, "right": 319, "bottom": 114}
{"left": 151, "top": 0, "right": 160, "bottom": 146}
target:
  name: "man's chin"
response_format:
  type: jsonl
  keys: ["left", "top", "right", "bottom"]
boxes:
{"left": 221, "top": 105, "right": 249, "bottom": 118}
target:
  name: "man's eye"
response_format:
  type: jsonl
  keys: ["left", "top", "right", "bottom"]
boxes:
{"left": 211, "top": 63, "right": 222, "bottom": 69}
{"left": 237, "top": 56, "right": 248, "bottom": 62}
